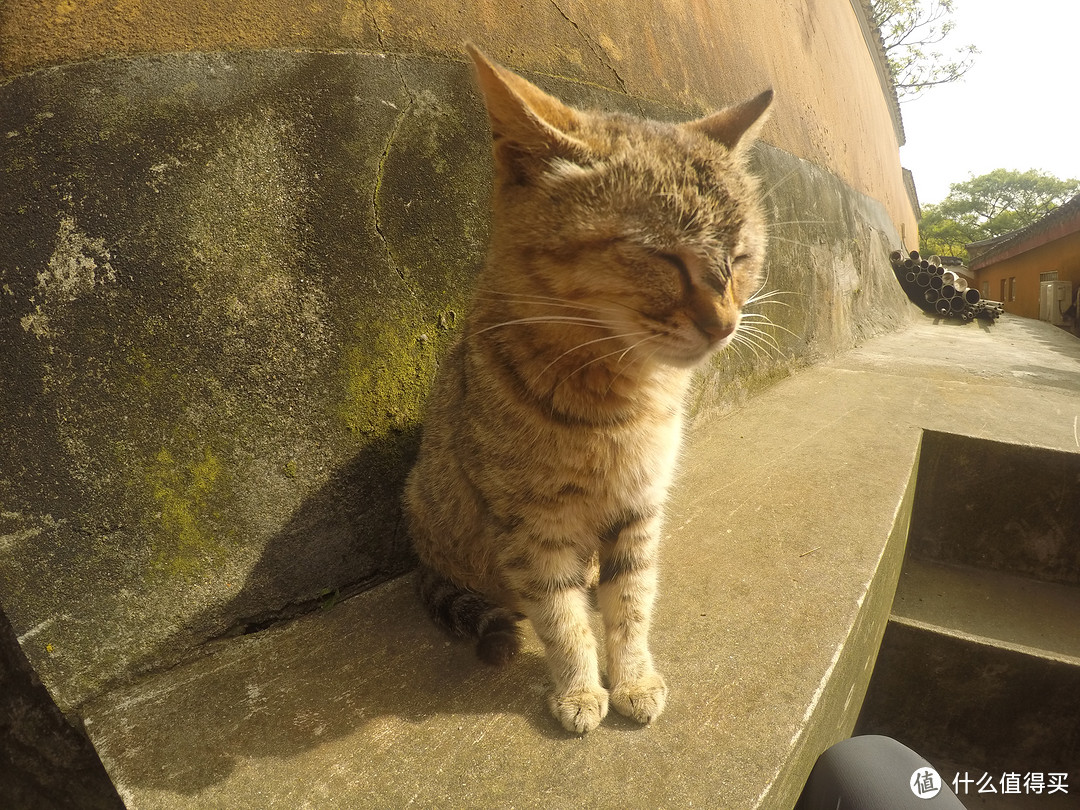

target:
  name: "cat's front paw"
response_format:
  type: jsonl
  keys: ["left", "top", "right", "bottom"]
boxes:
{"left": 548, "top": 686, "right": 609, "bottom": 734}
{"left": 610, "top": 671, "right": 667, "bottom": 725}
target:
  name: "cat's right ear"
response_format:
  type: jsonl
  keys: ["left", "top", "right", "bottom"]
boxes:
{"left": 683, "top": 88, "right": 774, "bottom": 158}
{"left": 466, "top": 44, "right": 589, "bottom": 177}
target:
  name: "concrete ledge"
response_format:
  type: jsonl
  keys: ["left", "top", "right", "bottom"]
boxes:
{"left": 78, "top": 315, "right": 1080, "bottom": 808}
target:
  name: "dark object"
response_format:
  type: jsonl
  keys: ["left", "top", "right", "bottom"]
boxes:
{"left": 0, "top": 601, "right": 126, "bottom": 810}
{"left": 798, "top": 735, "right": 967, "bottom": 809}
{"left": 890, "top": 250, "right": 1001, "bottom": 322}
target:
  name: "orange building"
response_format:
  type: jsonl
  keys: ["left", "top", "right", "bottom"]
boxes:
{"left": 968, "top": 195, "right": 1080, "bottom": 322}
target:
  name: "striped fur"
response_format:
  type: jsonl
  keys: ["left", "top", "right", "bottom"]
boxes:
{"left": 417, "top": 564, "right": 523, "bottom": 666}
{"left": 404, "top": 46, "right": 772, "bottom": 734}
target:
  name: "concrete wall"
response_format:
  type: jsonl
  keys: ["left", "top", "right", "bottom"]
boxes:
{"left": 1, "top": 1, "right": 916, "bottom": 712}
{"left": 1, "top": 0, "right": 917, "bottom": 239}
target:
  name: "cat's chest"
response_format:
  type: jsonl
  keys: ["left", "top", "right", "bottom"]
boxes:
{"left": 573, "top": 408, "right": 683, "bottom": 499}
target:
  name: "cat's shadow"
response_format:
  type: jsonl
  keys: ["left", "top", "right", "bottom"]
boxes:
{"left": 111, "top": 429, "right": 576, "bottom": 796}
{"left": 106, "top": 572, "right": 571, "bottom": 796}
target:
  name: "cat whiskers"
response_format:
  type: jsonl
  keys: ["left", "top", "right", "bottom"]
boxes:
{"left": 728, "top": 328, "right": 770, "bottom": 363}
{"left": 469, "top": 289, "right": 658, "bottom": 389}
{"left": 529, "top": 329, "right": 653, "bottom": 388}
{"left": 467, "top": 314, "right": 624, "bottom": 339}
{"left": 553, "top": 333, "right": 662, "bottom": 395}
{"left": 730, "top": 311, "right": 802, "bottom": 361}
{"left": 760, "top": 168, "right": 803, "bottom": 204}
{"left": 474, "top": 289, "right": 631, "bottom": 321}
{"left": 744, "top": 288, "right": 796, "bottom": 309}
{"left": 731, "top": 320, "right": 782, "bottom": 361}
{"left": 740, "top": 313, "right": 799, "bottom": 342}
{"left": 767, "top": 219, "right": 830, "bottom": 228}
{"left": 764, "top": 217, "right": 833, "bottom": 251}
{"left": 743, "top": 257, "right": 805, "bottom": 310}
{"left": 594, "top": 296, "right": 652, "bottom": 319}
{"left": 735, "top": 267, "right": 803, "bottom": 361}
{"left": 603, "top": 337, "right": 665, "bottom": 397}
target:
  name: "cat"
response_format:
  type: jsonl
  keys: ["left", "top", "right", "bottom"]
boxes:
{"left": 404, "top": 44, "right": 772, "bottom": 734}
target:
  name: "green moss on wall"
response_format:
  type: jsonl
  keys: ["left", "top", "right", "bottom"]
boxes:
{"left": 337, "top": 307, "right": 443, "bottom": 436}
{"left": 146, "top": 444, "right": 232, "bottom": 578}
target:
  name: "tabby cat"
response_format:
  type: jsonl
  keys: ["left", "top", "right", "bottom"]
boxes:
{"left": 404, "top": 45, "right": 772, "bottom": 734}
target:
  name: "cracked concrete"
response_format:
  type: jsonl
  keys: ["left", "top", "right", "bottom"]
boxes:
{"left": 372, "top": 58, "right": 417, "bottom": 282}
{"left": 547, "top": 0, "right": 634, "bottom": 102}
{"left": 359, "top": 0, "right": 422, "bottom": 282}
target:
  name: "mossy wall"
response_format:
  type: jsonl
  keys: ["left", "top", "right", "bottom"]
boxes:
{"left": 0, "top": 53, "right": 490, "bottom": 708}
{"left": 1, "top": 7, "right": 915, "bottom": 712}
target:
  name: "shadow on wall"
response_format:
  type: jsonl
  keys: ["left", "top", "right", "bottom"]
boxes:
{"left": 181, "top": 426, "right": 421, "bottom": 643}
{"left": 0, "top": 50, "right": 489, "bottom": 709}
{"left": 0, "top": 603, "right": 125, "bottom": 810}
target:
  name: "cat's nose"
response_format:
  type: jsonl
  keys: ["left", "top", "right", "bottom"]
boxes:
{"left": 688, "top": 297, "right": 737, "bottom": 347}
{"left": 703, "top": 321, "right": 735, "bottom": 345}
{"left": 691, "top": 310, "right": 735, "bottom": 345}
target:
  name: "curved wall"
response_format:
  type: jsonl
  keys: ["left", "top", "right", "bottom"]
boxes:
{"left": 2, "top": 0, "right": 916, "bottom": 237}
{"left": 0, "top": 3, "right": 916, "bottom": 709}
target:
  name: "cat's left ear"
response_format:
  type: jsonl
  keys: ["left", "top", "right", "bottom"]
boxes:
{"left": 682, "top": 89, "right": 773, "bottom": 156}
{"left": 466, "top": 44, "right": 590, "bottom": 167}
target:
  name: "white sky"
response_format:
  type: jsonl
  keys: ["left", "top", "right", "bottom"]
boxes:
{"left": 898, "top": 0, "right": 1080, "bottom": 207}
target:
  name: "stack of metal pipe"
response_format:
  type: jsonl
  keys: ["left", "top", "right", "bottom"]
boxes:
{"left": 889, "top": 250, "right": 1003, "bottom": 322}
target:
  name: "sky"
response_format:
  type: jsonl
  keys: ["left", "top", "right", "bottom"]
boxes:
{"left": 897, "top": 0, "right": 1080, "bottom": 207}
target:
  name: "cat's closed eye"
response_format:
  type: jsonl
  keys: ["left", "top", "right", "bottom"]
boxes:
{"left": 656, "top": 252, "right": 692, "bottom": 286}
{"left": 656, "top": 251, "right": 733, "bottom": 298}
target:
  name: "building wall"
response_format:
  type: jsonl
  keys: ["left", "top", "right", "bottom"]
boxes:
{"left": 975, "top": 230, "right": 1080, "bottom": 320}
{"left": 0, "top": 1, "right": 918, "bottom": 710}
{"left": 1, "top": 0, "right": 917, "bottom": 241}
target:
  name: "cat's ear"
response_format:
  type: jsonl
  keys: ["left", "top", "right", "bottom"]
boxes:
{"left": 683, "top": 89, "right": 773, "bottom": 155}
{"left": 466, "top": 44, "right": 589, "bottom": 172}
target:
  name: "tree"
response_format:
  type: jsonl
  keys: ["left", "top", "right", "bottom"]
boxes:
{"left": 919, "top": 169, "right": 1080, "bottom": 261}
{"left": 919, "top": 205, "right": 977, "bottom": 260}
{"left": 870, "top": 0, "right": 978, "bottom": 100}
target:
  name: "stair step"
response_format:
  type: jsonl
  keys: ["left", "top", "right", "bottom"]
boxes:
{"left": 857, "top": 556, "right": 1080, "bottom": 801}
{"left": 892, "top": 558, "right": 1080, "bottom": 663}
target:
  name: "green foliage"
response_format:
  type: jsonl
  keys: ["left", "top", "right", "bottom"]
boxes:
{"left": 919, "top": 205, "right": 976, "bottom": 260}
{"left": 870, "top": 0, "right": 978, "bottom": 100}
{"left": 919, "top": 169, "right": 1080, "bottom": 261}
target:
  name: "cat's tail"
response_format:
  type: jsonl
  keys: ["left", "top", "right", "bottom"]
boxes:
{"left": 416, "top": 565, "right": 523, "bottom": 666}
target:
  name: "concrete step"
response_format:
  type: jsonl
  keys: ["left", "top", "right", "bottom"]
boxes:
{"left": 857, "top": 619, "right": 1080, "bottom": 809}
{"left": 857, "top": 424, "right": 1080, "bottom": 809}
{"left": 892, "top": 558, "right": 1080, "bottom": 663}
{"left": 858, "top": 560, "right": 1080, "bottom": 808}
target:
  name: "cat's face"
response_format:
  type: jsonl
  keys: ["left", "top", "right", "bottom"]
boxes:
{"left": 470, "top": 46, "right": 772, "bottom": 370}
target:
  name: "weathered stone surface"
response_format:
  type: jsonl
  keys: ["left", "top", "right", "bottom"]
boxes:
{"left": 859, "top": 621, "right": 1080, "bottom": 775}
{"left": 0, "top": 2, "right": 916, "bottom": 242}
{"left": 1, "top": 52, "right": 482, "bottom": 709}
{"left": 908, "top": 431, "right": 1080, "bottom": 585}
